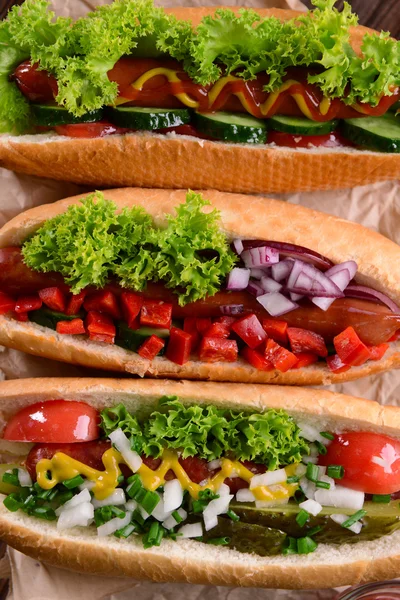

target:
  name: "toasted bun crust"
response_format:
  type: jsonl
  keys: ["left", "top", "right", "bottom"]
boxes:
{"left": 1, "top": 187, "right": 400, "bottom": 384}
{"left": 1, "top": 378, "right": 400, "bottom": 588}
{"left": 0, "top": 7, "right": 396, "bottom": 194}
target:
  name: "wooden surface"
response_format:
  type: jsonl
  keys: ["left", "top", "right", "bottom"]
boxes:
{"left": 0, "top": 0, "right": 399, "bottom": 36}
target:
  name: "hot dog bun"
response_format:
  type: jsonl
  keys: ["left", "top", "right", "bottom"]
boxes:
{"left": 0, "top": 187, "right": 399, "bottom": 385}
{"left": 0, "top": 7, "right": 397, "bottom": 194}
{"left": 0, "top": 377, "right": 400, "bottom": 588}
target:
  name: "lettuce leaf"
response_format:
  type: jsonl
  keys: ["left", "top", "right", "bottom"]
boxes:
{"left": 101, "top": 397, "right": 310, "bottom": 468}
{"left": 22, "top": 190, "right": 236, "bottom": 304}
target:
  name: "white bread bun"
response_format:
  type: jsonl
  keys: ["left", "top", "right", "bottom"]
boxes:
{"left": 0, "top": 7, "right": 397, "bottom": 193}
{"left": 0, "top": 377, "right": 400, "bottom": 588}
{"left": 0, "top": 187, "right": 399, "bottom": 385}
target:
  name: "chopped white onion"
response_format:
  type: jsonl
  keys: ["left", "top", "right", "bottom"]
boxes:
{"left": 296, "top": 464, "right": 307, "bottom": 478}
{"left": 260, "top": 276, "right": 282, "bottom": 293}
{"left": 207, "top": 459, "right": 222, "bottom": 471}
{"left": 203, "top": 494, "right": 233, "bottom": 531}
{"left": 57, "top": 502, "right": 94, "bottom": 530}
{"left": 55, "top": 488, "right": 92, "bottom": 516}
{"left": 319, "top": 474, "right": 335, "bottom": 490}
{"left": 250, "top": 468, "right": 287, "bottom": 489}
{"left": 330, "top": 513, "right": 362, "bottom": 534}
{"left": 97, "top": 511, "right": 132, "bottom": 537}
{"left": 297, "top": 423, "right": 328, "bottom": 444}
{"left": 227, "top": 268, "right": 250, "bottom": 291}
{"left": 299, "top": 477, "right": 316, "bottom": 500}
{"left": 125, "top": 499, "right": 138, "bottom": 512}
{"left": 109, "top": 429, "right": 142, "bottom": 472}
{"left": 162, "top": 508, "right": 188, "bottom": 530}
{"left": 314, "top": 485, "right": 364, "bottom": 510}
{"left": 79, "top": 480, "right": 95, "bottom": 492}
{"left": 299, "top": 498, "right": 322, "bottom": 516}
{"left": 92, "top": 488, "right": 126, "bottom": 509}
{"left": 177, "top": 522, "right": 203, "bottom": 539}
{"left": 138, "top": 506, "right": 150, "bottom": 521}
{"left": 302, "top": 455, "right": 318, "bottom": 464}
{"left": 218, "top": 483, "right": 231, "bottom": 496}
{"left": 233, "top": 239, "right": 244, "bottom": 255}
{"left": 163, "top": 479, "right": 183, "bottom": 513}
{"left": 151, "top": 492, "right": 171, "bottom": 521}
{"left": 17, "top": 468, "right": 32, "bottom": 488}
{"left": 203, "top": 513, "right": 218, "bottom": 531}
{"left": 236, "top": 488, "right": 256, "bottom": 503}
{"left": 257, "top": 292, "right": 298, "bottom": 317}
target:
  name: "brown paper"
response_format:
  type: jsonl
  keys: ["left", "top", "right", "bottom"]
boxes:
{"left": 1, "top": 0, "right": 399, "bottom": 598}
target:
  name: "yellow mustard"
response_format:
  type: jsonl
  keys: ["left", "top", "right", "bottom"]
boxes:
{"left": 36, "top": 449, "right": 299, "bottom": 502}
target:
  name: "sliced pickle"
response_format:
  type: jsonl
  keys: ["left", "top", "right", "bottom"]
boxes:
{"left": 0, "top": 463, "right": 22, "bottom": 495}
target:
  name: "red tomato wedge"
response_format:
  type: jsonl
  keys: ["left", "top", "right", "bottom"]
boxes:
{"left": 3, "top": 400, "right": 100, "bottom": 443}
{"left": 319, "top": 432, "right": 400, "bottom": 494}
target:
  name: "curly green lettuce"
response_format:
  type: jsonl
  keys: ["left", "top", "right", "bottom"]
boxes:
{"left": 101, "top": 397, "right": 310, "bottom": 469}
{"left": 22, "top": 190, "right": 237, "bottom": 304}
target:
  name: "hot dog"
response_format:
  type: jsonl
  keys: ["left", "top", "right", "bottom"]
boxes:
{"left": 0, "top": 187, "right": 399, "bottom": 385}
{"left": 0, "top": 0, "right": 399, "bottom": 193}
{"left": 0, "top": 377, "right": 400, "bottom": 588}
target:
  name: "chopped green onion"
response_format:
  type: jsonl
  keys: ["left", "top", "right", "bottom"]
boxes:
{"left": 227, "top": 509, "right": 240, "bottom": 522}
{"left": 327, "top": 465, "right": 344, "bottom": 479}
{"left": 316, "top": 480, "right": 330, "bottom": 489}
{"left": 295, "top": 509, "right": 309, "bottom": 528}
{"left": 297, "top": 536, "right": 317, "bottom": 555}
{"left": 132, "top": 508, "right": 145, "bottom": 527}
{"left": 282, "top": 537, "right": 298, "bottom": 555}
{"left": 207, "top": 537, "right": 230, "bottom": 546}
{"left": 111, "top": 506, "right": 126, "bottom": 519}
{"left": 314, "top": 441, "right": 327, "bottom": 456}
{"left": 117, "top": 475, "right": 125, "bottom": 484}
{"left": 141, "top": 490, "right": 160, "bottom": 515}
{"left": 32, "top": 507, "right": 56, "bottom": 521}
{"left": 172, "top": 510, "right": 184, "bottom": 524}
{"left": 306, "top": 526, "right": 323, "bottom": 537}
{"left": 23, "top": 494, "right": 37, "bottom": 511}
{"left": 3, "top": 493, "right": 23, "bottom": 512}
{"left": 143, "top": 522, "right": 163, "bottom": 549}
{"left": 306, "top": 463, "right": 319, "bottom": 483}
{"left": 320, "top": 432, "right": 334, "bottom": 441}
{"left": 192, "top": 490, "right": 220, "bottom": 513}
{"left": 372, "top": 494, "right": 391, "bottom": 503}
{"left": 63, "top": 475, "right": 85, "bottom": 489}
{"left": 294, "top": 489, "right": 306, "bottom": 504}
{"left": 126, "top": 475, "right": 142, "bottom": 499}
{"left": 286, "top": 475, "right": 300, "bottom": 484}
{"left": 341, "top": 510, "right": 367, "bottom": 529}
{"left": 57, "top": 490, "right": 74, "bottom": 505}
{"left": 94, "top": 506, "right": 113, "bottom": 527}
{"left": 2, "top": 469, "right": 19, "bottom": 487}
{"left": 36, "top": 487, "right": 54, "bottom": 500}
{"left": 48, "top": 489, "right": 59, "bottom": 502}
{"left": 114, "top": 523, "right": 137, "bottom": 539}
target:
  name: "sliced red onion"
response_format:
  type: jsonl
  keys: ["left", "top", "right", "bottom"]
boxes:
{"left": 325, "top": 261, "right": 357, "bottom": 280}
{"left": 290, "top": 292, "right": 303, "bottom": 302}
{"left": 344, "top": 285, "right": 400, "bottom": 313}
{"left": 260, "top": 276, "right": 282, "bottom": 293}
{"left": 271, "top": 259, "right": 294, "bottom": 282}
{"left": 232, "top": 239, "right": 244, "bottom": 255}
{"left": 241, "top": 240, "right": 333, "bottom": 270}
{"left": 250, "top": 267, "right": 269, "bottom": 279}
{"left": 226, "top": 267, "right": 250, "bottom": 291}
{"left": 286, "top": 261, "right": 344, "bottom": 298}
{"left": 247, "top": 280, "right": 265, "bottom": 297}
{"left": 313, "top": 269, "right": 352, "bottom": 311}
{"left": 220, "top": 304, "right": 244, "bottom": 315}
{"left": 257, "top": 292, "right": 299, "bottom": 316}
{"left": 241, "top": 246, "right": 279, "bottom": 269}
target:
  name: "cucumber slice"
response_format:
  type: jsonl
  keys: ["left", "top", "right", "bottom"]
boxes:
{"left": 193, "top": 111, "right": 267, "bottom": 144}
{"left": 116, "top": 322, "right": 169, "bottom": 353}
{"left": 32, "top": 104, "right": 104, "bottom": 127}
{"left": 268, "top": 115, "right": 338, "bottom": 135}
{"left": 107, "top": 107, "right": 190, "bottom": 130}
{"left": 341, "top": 113, "right": 400, "bottom": 153}
{"left": 30, "top": 308, "right": 83, "bottom": 330}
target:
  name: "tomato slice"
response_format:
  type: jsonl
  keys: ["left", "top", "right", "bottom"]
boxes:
{"left": 54, "top": 121, "right": 130, "bottom": 138}
{"left": 319, "top": 432, "right": 400, "bottom": 494}
{"left": 267, "top": 130, "right": 349, "bottom": 148}
{"left": 4, "top": 400, "right": 100, "bottom": 443}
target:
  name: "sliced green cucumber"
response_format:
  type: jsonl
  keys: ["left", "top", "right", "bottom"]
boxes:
{"left": 116, "top": 322, "right": 169, "bottom": 353}
{"left": 32, "top": 104, "right": 104, "bottom": 127}
{"left": 30, "top": 308, "right": 82, "bottom": 330}
{"left": 193, "top": 111, "right": 267, "bottom": 144}
{"left": 340, "top": 113, "right": 400, "bottom": 153}
{"left": 268, "top": 115, "right": 338, "bottom": 135}
{"left": 107, "top": 107, "right": 190, "bottom": 130}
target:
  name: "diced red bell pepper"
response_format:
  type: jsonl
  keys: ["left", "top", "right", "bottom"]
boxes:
{"left": 326, "top": 354, "right": 351, "bottom": 373}
{"left": 85, "top": 311, "right": 116, "bottom": 344}
{"left": 84, "top": 290, "right": 121, "bottom": 320}
{"left": 292, "top": 352, "right": 319, "bottom": 369}
{"left": 199, "top": 337, "right": 238, "bottom": 363}
{"left": 0, "top": 292, "right": 15, "bottom": 314}
{"left": 183, "top": 317, "right": 200, "bottom": 350}
{"left": 15, "top": 295, "right": 42, "bottom": 313}
{"left": 231, "top": 314, "right": 267, "bottom": 349}
{"left": 241, "top": 346, "right": 273, "bottom": 371}
{"left": 204, "top": 322, "right": 231, "bottom": 339}
{"left": 56, "top": 318, "right": 85, "bottom": 335}
{"left": 120, "top": 291, "right": 142, "bottom": 329}
{"left": 66, "top": 291, "right": 86, "bottom": 316}
{"left": 216, "top": 316, "right": 236, "bottom": 328}
{"left": 165, "top": 327, "right": 192, "bottom": 365}
{"left": 140, "top": 300, "right": 172, "bottom": 329}
{"left": 287, "top": 327, "right": 328, "bottom": 358}
{"left": 333, "top": 326, "right": 371, "bottom": 366}
{"left": 262, "top": 319, "right": 288, "bottom": 345}
{"left": 368, "top": 343, "right": 389, "bottom": 361}
{"left": 138, "top": 335, "right": 165, "bottom": 360}
{"left": 389, "top": 330, "right": 400, "bottom": 342}
{"left": 14, "top": 311, "right": 28, "bottom": 322}
{"left": 264, "top": 339, "right": 298, "bottom": 372}
{"left": 38, "top": 287, "right": 67, "bottom": 313}
{"left": 195, "top": 317, "right": 212, "bottom": 336}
